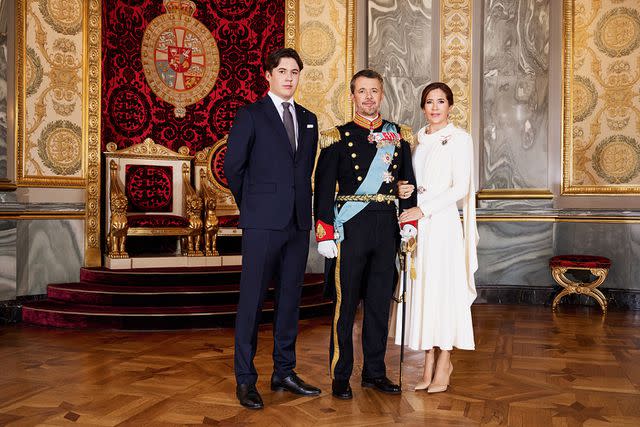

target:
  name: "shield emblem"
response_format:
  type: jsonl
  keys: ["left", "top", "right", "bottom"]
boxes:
{"left": 168, "top": 46, "right": 192, "bottom": 73}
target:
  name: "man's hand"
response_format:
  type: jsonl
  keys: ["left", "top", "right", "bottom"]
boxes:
{"left": 317, "top": 240, "right": 338, "bottom": 258}
{"left": 399, "top": 207, "right": 424, "bottom": 223}
{"left": 397, "top": 180, "right": 415, "bottom": 199}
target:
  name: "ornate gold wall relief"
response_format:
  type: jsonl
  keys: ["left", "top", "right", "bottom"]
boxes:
{"left": 563, "top": 0, "right": 640, "bottom": 194}
{"left": 288, "top": 0, "right": 355, "bottom": 130}
{"left": 16, "top": 0, "right": 96, "bottom": 187}
{"left": 440, "top": 0, "right": 472, "bottom": 132}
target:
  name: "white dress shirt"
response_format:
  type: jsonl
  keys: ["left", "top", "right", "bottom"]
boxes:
{"left": 268, "top": 91, "right": 298, "bottom": 149}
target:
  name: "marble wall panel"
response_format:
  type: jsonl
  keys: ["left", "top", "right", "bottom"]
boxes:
{"left": 477, "top": 199, "right": 553, "bottom": 210}
{"left": 16, "top": 219, "right": 82, "bottom": 296}
{"left": 553, "top": 222, "right": 635, "bottom": 290}
{"left": 481, "top": 0, "right": 549, "bottom": 189}
{"left": 368, "top": 0, "right": 432, "bottom": 132}
{"left": 0, "top": 221, "right": 17, "bottom": 301}
{"left": 476, "top": 221, "right": 554, "bottom": 287}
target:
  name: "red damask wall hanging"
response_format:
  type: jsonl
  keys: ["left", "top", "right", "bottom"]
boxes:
{"left": 102, "top": 0, "right": 285, "bottom": 154}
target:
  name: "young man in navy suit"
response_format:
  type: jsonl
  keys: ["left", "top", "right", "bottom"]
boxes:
{"left": 224, "top": 48, "right": 320, "bottom": 409}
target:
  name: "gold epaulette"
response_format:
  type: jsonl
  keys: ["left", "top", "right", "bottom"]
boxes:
{"left": 399, "top": 124, "right": 415, "bottom": 147}
{"left": 320, "top": 127, "right": 341, "bottom": 149}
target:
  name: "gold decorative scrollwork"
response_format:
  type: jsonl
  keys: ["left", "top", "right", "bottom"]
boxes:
{"left": 440, "top": 0, "right": 472, "bottom": 132}
{"left": 563, "top": 0, "right": 640, "bottom": 194}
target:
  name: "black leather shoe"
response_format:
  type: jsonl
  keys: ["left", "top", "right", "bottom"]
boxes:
{"left": 270, "top": 372, "right": 321, "bottom": 396}
{"left": 236, "top": 384, "right": 264, "bottom": 409}
{"left": 332, "top": 380, "right": 353, "bottom": 399}
{"left": 361, "top": 376, "right": 401, "bottom": 394}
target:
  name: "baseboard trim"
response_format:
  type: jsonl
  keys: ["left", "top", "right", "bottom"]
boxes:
{"left": 475, "top": 285, "right": 640, "bottom": 310}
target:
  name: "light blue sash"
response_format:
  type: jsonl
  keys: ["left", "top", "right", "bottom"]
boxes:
{"left": 334, "top": 123, "right": 398, "bottom": 242}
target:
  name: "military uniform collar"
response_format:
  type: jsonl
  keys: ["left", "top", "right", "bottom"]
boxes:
{"left": 353, "top": 113, "right": 383, "bottom": 131}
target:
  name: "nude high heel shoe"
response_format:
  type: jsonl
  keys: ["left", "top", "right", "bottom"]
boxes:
{"left": 414, "top": 355, "right": 435, "bottom": 391}
{"left": 427, "top": 361, "right": 453, "bottom": 393}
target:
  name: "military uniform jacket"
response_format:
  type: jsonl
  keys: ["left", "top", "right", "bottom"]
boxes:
{"left": 313, "top": 119, "right": 417, "bottom": 241}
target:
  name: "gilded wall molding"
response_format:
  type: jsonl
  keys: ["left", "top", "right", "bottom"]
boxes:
{"left": 562, "top": 0, "right": 640, "bottom": 195}
{"left": 477, "top": 189, "right": 554, "bottom": 200}
{"left": 439, "top": 0, "right": 472, "bottom": 132}
{"left": 0, "top": 179, "right": 16, "bottom": 191}
{"left": 285, "top": 0, "right": 297, "bottom": 48}
{"left": 84, "top": 0, "right": 102, "bottom": 267}
{"left": 16, "top": 0, "right": 89, "bottom": 188}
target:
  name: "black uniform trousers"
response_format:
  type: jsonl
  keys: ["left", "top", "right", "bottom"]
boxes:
{"left": 234, "top": 213, "right": 310, "bottom": 385}
{"left": 329, "top": 207, "right": 399, "bottom": 382}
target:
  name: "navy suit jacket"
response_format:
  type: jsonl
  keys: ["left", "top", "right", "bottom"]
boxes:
{"left": 224, "top": 96, "right": 319, "bottom": 230}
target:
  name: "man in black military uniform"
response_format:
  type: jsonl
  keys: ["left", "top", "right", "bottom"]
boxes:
{"left": 314, "top": 69, "right": 418, "bottom": 399}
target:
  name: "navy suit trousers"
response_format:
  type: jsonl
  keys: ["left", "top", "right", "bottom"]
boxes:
{"left": 234, "top": 215, "right": 310, "bottom": 385}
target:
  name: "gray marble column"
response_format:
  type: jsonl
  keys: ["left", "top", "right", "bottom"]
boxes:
{"left": 480, "top": 0, "right": 550, "bottom": 203}
{"left": 367, "top": 0, "right": 432, "bottom": 132}
{"left": 0, "top": 220, "right": 16, "bottom": 301}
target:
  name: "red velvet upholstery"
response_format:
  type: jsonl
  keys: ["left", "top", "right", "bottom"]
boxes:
{"left": 549, "top": 255, "right": 611, "bottom": 269}
{"left": 219, "top": 215, "right": 239, "bottom": 228}
{"left": 125, "top": 165, "right": 173, "bottom": 212}
{"left": 128, "top": 214, "right": 189, "bottom": 228}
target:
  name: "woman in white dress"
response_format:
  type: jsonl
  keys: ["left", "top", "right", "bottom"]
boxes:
{"left": 393, "top": 82, "right": 478, "bottom": 393}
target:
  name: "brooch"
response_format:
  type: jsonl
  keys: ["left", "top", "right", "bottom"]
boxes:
{"left": 440, "top": 135, "right": 451, "bottom": 145}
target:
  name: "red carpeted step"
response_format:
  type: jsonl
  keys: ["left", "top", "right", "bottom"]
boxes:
{"left": 21, "top": 295, "right": 333, "bottom": 330}
{"left": 79, "top": 266, "right": 243, "bottom": 287}
{"left": 23, "top": 267, "right": 333, "bottom": 330}
{"left": 47, "top": 275, "right": 325, "bottom": 306}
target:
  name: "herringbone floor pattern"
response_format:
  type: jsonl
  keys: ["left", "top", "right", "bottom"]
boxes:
{"left": 1, "top": 305, "right": 639, "bottom": 426}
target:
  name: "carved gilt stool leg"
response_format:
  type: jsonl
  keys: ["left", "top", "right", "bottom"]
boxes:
{"left": 551, "top": 266, "right": 608, "bottom": 313}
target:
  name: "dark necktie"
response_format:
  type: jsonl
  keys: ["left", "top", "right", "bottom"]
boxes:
{"left": 282, "top": 101, "right": 296, "bottom": 152}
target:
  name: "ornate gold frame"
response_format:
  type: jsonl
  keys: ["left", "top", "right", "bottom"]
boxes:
{"left": 561, "top": 0, "right": 640, "bottom": 195}
{"left": 14, "top": 0, "right": 102, "bottom": 266}
{"left": 477, "top": 189, "right": 554, "bottom": 200}
{"left": 286, "top": 0, "right": 355, "bottom": 125}
{"left": 15, "top": 0, "right": 96, "bottom": 188}
{"left": 204, "top": 136, "right": 232, "bottom": 196}
{"left": 84, "top": 0, "right": 103, "bottom": 266}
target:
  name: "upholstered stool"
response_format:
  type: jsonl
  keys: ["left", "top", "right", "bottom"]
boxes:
{"left": 549, "top": 255, "right": 611, "bottom": 313}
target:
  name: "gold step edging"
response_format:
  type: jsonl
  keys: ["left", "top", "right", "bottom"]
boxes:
{"left": 23, "top": 301, "right": 331, "bottom": 317}
{"left": 48, "top": 280, "right": 325, "bottom": 296}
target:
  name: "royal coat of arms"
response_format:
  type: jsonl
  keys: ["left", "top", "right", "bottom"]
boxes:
{"left": 141, "top": 0, "right": 220, "bottom": 117}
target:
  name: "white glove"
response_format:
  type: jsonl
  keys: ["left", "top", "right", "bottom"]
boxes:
{"left": 400, "top": 224, "right": 417, "bottom": 241}
{"left": 317, "top": 240, "right": 338, "bottom": 258}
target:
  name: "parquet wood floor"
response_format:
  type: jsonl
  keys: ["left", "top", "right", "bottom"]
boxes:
{"left": 1, "top": 305, "right": 639, "bottom": 426}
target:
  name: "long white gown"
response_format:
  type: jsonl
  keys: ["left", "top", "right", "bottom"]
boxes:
{"left": 390, "top": 123, "right": 479, "bottom": 351}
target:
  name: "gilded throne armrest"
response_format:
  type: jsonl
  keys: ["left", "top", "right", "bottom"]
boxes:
{"left": 194, "top": 136, "right": 240, "bottom": 256}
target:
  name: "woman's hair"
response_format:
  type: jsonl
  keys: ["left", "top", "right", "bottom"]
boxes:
{"left": 420, "top": 82, "right": 454, "bottom": 109}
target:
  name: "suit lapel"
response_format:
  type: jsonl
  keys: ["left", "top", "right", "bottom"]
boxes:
{"left": 295, "top": 103, "right": 306, "bottom": 155}
{"left": 260, "top": 96, "right": 294, "bottom": 157}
